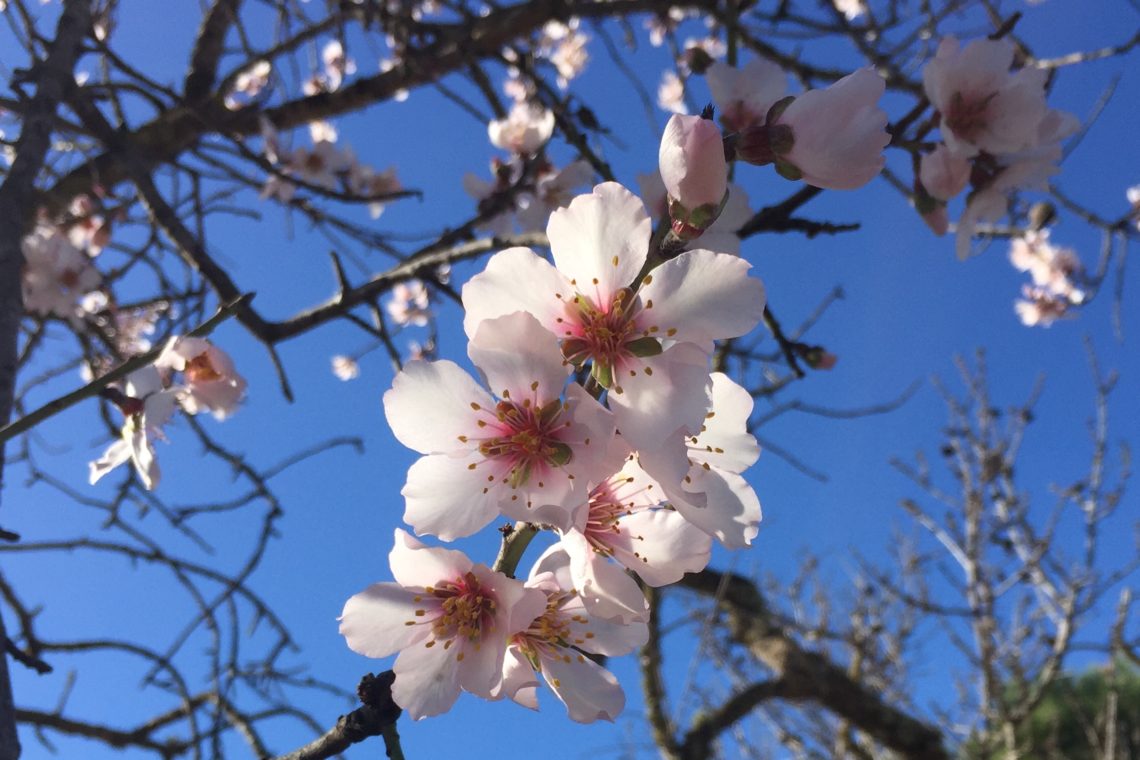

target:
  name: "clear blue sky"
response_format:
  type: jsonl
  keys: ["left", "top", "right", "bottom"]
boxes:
{"left": 3, "top": 0, "right": 1138, "bottom": 757}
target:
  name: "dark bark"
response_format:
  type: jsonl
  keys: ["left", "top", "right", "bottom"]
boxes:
{"left": 0, "top": 3, "right": 93, "bottom": 757}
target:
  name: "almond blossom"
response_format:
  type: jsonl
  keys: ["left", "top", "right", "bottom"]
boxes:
{"left": 923, "top": 37, "right": 1047, "bottom": 158}
{"left": 89, "top": 366, "right": 178, "bottom": 491}
{"left": 488, "top": 103, "right": 556, "bottom": 156}
{"left": 706, "top": 58, "right": 787, "bottom": 133}
{"left": 331, "top": 355, "right": 360, "bottom": 381}
{"left": 638, "top": 372, "right": 762, "bottom": 547}
{"left": 340, "top": 529, "right": 546, "bottom": 720}
{"left": 769, "top": 68, "right": 889, "bottom": 190}
{"left": 952, "top": 109, "right": 1077, "bottom": 259}
{"left": 541, "top": 19, "right": 590, "bottom": 89}
{"left": 495, "top": 546, "right": 648, "bottom": 722}
{"left": 461, "top": 182, "right": 766, "bottom": 452}
{"left": 657, "top": 70, "right": 687, "bottom": 114}
{"left": 386, "top": 280, "right": 432, "bottom": 327}
{"left": 383, "top": 311, "right": 619, "bottom": 540}
{"left": 555, "top": 455, "right": 711, "bottom": 623}
{"left": 1009, "top": 230, "right": 1084, "bottom": 305}
{"left": 224, "top": 60, "right": 271, "bottom": 110}
{"left": 321, "top": 39, "right": 356, "bottom": 91}
{"left": 21, "top": 225, "right": 102, "bottom": 320}
{"left": 155, "top": 336, "right": 247, "bottom": 420}
{"left": 1015, "top": 285, "right": 1073, "bottom": 327}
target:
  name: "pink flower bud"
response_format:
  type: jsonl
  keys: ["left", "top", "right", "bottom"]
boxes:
{"left": 919, "top": 144, "right": 971, "bottom": 201}
{"left": 658, "top": 113, "right": 728, "bottom": 211}
{"left": 772, "top": 68, "right": 889, "bottom": 190}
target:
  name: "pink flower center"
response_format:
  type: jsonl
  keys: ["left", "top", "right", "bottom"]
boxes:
{"left": 556, "top": 287, "right": 664, "bottom": 390}
{"left": 414, "top": 572, "right": 498, "bottom": 651}
{"left": 512, "top": 591, "right": 593, "bottom": 672}
{"left": 185, "top": 352, "right": 223, "bottom": 382}
{"left": 583, "top": 484, "right": 630, "bottom": 557}
{"left": 945, "top": 91, "right": 995, "bottom": 144}
{"left": 474, "top": 398, "right": 573, "bottom": 488}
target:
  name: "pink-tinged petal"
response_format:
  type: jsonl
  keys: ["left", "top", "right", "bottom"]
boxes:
{"left": 547, "top": 183, "right": 650, "bottom": 306}
{"left": 475, "top": 564, "right": 547, "bottom": 638}
{"left": 125, "top": 366, "right": 164, "bottom": 398}
{"left": 540, "top": 650, "right": 625, "bottom": 723}
{"left": 640, "top": 249, "right": 765, "bottom": 343}
{"left": 456, "top": 633, "right": 509, "bottom": 698}
{"left": 89, "top": 438, "right": 131, "bottom": 485}
{"left": 563, "top": 532, "right": 649, "bottom": 623}
{"left": 461, "top": 247, "right": 571, "bottom": 339}
{"left": 384, "top": 360, "right": 493, "bottom": 454}
{"left": 564, "top": 600, "right": 649, "bottom": 656}
{"left": 402, "top": 453, "right": 502, "bottom": 540}
{"left": 780, "top": 68, "right": 889, "bottom": 190}
{"left": 528, "top": 544, "right": 577, "bottom": 587}
{"left": 919, "top": 145, "right": 971, "bottom": 202}
{"left": 672, "top": 466, "right": 761, "bottom": 548}
{"left": 497, "top": 646, "right": 541, "bottom": 709}
{"left": 693, "top": 373, "right": 760, "bottom": 472}
{"left": 143, "top": 389, "right": 179, "bottom": 430}
{"left": 468, "top": 312, "right": 570, "bottom": 402}
{"left": 339, "top": 582, "right": 428, "bottom": 658}
{"left": 609, "top": 343, "right": 712, "bottom": 450}
{"left": 558, "top": 383, "right": 620, "bottom": 485}
{"left": 391, "top": 638, "right": 463, "bottom": 719}
{"left": 637, "top": 433, "right": 699, "bottom": 502}
{"left": 388, "top": 528, "right": 472, "bottom": 589}
{"left": 981, "top": 67, "right": 1048, "bottom": 154}
{"left": 608, "top": 509, "right": 711, "bottom": 586}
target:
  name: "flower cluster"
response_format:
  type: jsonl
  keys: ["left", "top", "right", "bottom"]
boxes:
{"left": 915, "top": 36, "right": 1078, "bottom": 258}
{"left": 89, "top": 337, "right": 247, "bottom": 489}
{"left": 260, "top": 118, "right": 400, "bottom": 218}
{"left": 464, "top": 102, "right": 593, "bottom": 235}
{"left": 343, "top": 135, "right": 767, "bottom": 719}
{"left": 1009, "top": 230, "right": 1085, "bottom": 327}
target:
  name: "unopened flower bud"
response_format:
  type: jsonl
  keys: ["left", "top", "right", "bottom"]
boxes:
{"left": 659, "top": 112, "right": 729, "bottom": 211}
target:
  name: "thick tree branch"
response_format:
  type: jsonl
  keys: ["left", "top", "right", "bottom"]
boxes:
{"left": 678, "top": 568, "right": 950, "bottom": 760}
{"left": 0, "top": 3, "right": 93, "bottom": 758}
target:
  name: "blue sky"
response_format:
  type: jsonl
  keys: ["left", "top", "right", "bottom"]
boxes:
{"left": 3, "top": 0, "right": 1139, "bottom": 757}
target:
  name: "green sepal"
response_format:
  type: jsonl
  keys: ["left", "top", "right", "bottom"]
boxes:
{"left": 591, "top": 360, "right": 614, "bottom": 389}
{"left": 775, "top": 159, "right": 803, "bottom": 181}
{"left": 626, "top": 337, "right": 663, "bottom": 357}
{"left": 548, "top": 442, "right": 573, "bottom": 466}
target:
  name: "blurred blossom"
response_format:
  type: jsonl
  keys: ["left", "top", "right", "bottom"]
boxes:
{"left": 156, "top": 337, "right": 248, "bottom": 420}
{"left": 331, "top": 355, "right": 360, "bottom": 381}
{"left": 1009, "top": 230, "right": 1084, "bottom": 305}
{"left": 644, "top": 8, "right": 689, "bottom": 47}
{"left": 489, "top": 103, "right": 556, "bottom": 155}
{"left": 657, "top": 71, "right": 687, "bottom": 114}
{"left": 322, "top": 39, "right": 357, "bottom": 90}
{"left": 1015, "top": 285, "right": 1072, "bottom": 327}
{"left": 833, "top": 0, "right": 866, "bottom": 19}
{"left": 387, "top": 280, "right": 431, "bottom": 326}
{"left": 21, "top": 226, "right": 102, "bottom": 321}
{"left": 225, "top": 60, "right": 271, "bottom": 110}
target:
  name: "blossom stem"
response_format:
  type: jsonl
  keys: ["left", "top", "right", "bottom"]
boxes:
{"left": 492, "top": 521, "right": 539, "bottom": 578}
